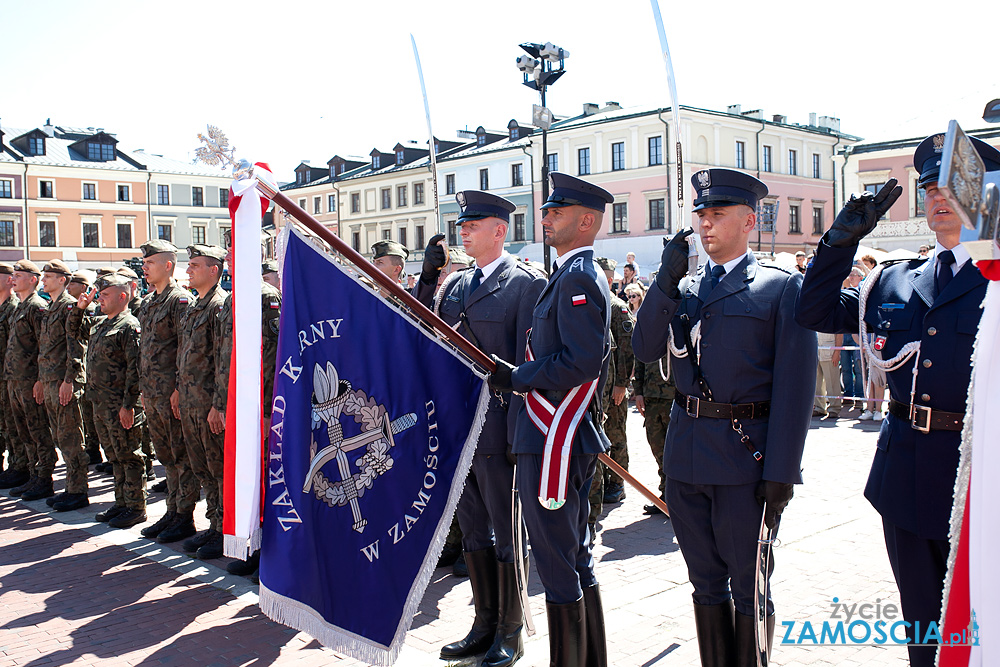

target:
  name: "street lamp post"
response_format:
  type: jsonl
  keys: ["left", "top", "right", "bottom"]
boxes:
{"left": 516, "top": 41, "right": 568, "bottom": 274}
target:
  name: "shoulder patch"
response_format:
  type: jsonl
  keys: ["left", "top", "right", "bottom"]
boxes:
{"left": 620, "top": 306, "right": 629, "bottom": 315}
{"left": 571, "top": 294, "right": 587, "bottom": 306}
{"left": 269, "top": 318, "right": 280, "bottom": 334}
{"left": 568, "top": 256, "right": 586, "bottom": 272}
{"left": 269, "top": 298, "right": 280, "bottom": 309}
{"left": 622, "top": 320, "right": 634, "bottom": 333}
{"left": 178, "top": 297, "right": 189, "bottom": 305}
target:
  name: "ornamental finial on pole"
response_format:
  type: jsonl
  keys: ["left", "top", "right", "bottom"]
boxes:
{"left": 195, "top": 125, "right": 253, "bottom": 181}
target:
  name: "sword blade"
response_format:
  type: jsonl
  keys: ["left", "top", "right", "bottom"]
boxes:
{"left": 511, "top": 465, "right": 535, "bottom": 636}
{"left": 410, "top": 34, "right": 442, "bottom": 234}
{"left": 755, "top": 510, "right": 775, "bottom": 667}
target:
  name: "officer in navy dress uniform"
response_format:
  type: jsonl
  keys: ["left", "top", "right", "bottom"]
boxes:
{"left": 414, "top": 191, "right": 546, "bottom": 667}
{"left": 633, "top": 169, "right": 817, "bottom": 667}
{"left": 490, "top": 172, "right": 613, "bottom": 667}
{"left": 794, "top": 134, "right": 1000, "bottom": 667}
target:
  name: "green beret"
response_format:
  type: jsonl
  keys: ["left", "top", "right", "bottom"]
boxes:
{"left": 95, "top": 274, "right": 131, "bottom": 291}
{"left": 187, "top": 244, "right": 227, "bottom": 263}
{"left": 0, "top": 262, "right": 14, "bottom": 275}
{"left": 262, "top": 260, "right": 279, "bottom": 275}
{"left": 595, "top": 257, "right": 617, "bottom": 272}
{"left": 117, "top": 266, "right": 139, "bottom": 280}
{"left": 96, "top": 266, "right": 115, "bottom": 277}
{"left": 42, "top": 259, "right": 72, "bottom": 276}
{"left": 13, "top": 260, "right": 41, "bottom": 275}
{"left": 371, "top": 240, "right": 409, "bottom": 260}
{"left": 70, "top": 270, "right": 96, "bottom": 286}
{"left": 141, "top": 239, "right": 178, "bottom": 258}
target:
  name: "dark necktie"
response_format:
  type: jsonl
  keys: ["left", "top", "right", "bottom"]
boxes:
{"left": 710, "top": 264, "right": 727, "bottom": 289}
{"left": 469, "top": 268, "right": 483, "bottom": 294}
{"left": 935, "top": 250, "right": 955, "bottom": 297}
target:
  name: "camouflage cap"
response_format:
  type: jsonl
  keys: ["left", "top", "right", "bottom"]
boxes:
{"left": 187, "top": 244, "right": 227, "bottom": 263}
{"left": 96, "top": 266, "right": 116, "bottom": 277}
{"left": 448, "top": 247, "right": 474, "bottom": 268}
{"left": 42, "top": 259, "right": 72, "bottom": 276}
{"left": 70, "top": 270, "right": 97, "bottom": 286}
{"left": 371, "top": 240, "right": 409, "bottom": 261}
{"left": 116, "top": 266, "right": 139, "bottom": 280}
{"left": 595, "top": 257, "right": 617, "bottom": 272}
{"left": 95, "top": 274, "right": 131, "bottom": 291}
{"left": 262, "top": 260, "right": 279, "bottom": 275}
{"left": 13, "top": 259, "right": 41, "bottom": 275}
{"left": 140, "top": 239, "right": 178, "bottom": 258}
{"left": 0, "top": 262, "right": 13, "bottom": 275}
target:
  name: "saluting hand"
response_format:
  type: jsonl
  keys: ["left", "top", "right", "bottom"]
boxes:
{"left": 655, "top": 228, "right": 694, "bottom": 298}
{"left": 824, "top": 178, "right": 902, "bottom": 249}
{"left": 76, "top": 286, "right": 96, "bottom": 310}
{"left": 421, "top": 233, "right": 449, "bottom": 281}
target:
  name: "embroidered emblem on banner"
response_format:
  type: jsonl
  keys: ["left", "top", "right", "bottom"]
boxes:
{"left": 302, "top": 361, "right": 417, "bottom": 533}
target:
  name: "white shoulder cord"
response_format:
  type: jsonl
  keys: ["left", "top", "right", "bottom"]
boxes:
{"left": 858, "top": 262, "right": 922, "bottom": 405}
{"left": 432, "top": 270, "right": 462, "bottom": 317}
{"left": 665, "top": 319, "right": 701, "bottom": 387}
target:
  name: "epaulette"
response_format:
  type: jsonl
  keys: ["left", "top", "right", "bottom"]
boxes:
{"left": 512, "top": 261, "right": 545, "bottom": 279}
{"left": 881, "top": 256, "right": 929, "bottom": 268}
{"left": 758, "top": 262, "right": 794, "bottom": 275}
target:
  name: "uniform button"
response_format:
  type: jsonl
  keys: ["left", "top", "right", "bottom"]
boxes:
{"left": 745, "top": 307, "right": 751, "bottom": 313}
{"left": 921, "top": 393, "right": 931, "bottom": 402}
{"left": 927, "top": 327, "right": 937, "bottom": 336}
{"left": 704, "top": 312, "right": 712, "bottom": 318}
{"left": 922, "top": 359, "right": 932, "bottom": 368}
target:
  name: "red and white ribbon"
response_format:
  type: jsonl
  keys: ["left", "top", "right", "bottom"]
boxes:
{"left": 523, "top": 335, "right": 598, "bottom": 510}
{"left": 223, "top": 163, "right": 276, "bottom": 559}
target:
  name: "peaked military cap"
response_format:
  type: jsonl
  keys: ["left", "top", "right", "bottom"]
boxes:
{"left": 371, "top": 240, "right": 409, "bottom": 260}
{"left": 117, "top": 266, "right": 139, "bottom": 280}
{"left": 691, "top": 169, "right": 768, "bottom": 212}
{"left": 0, "top": 262, "right": 14, "bottom": 275}
{"left": 95, "top": 273, "right": 131, "bottom": 291}
{"left": 141, "top": 239, "right": 178, "bottom": 258}
{"left": 42, "top": 259, "right": 72, "bottom": 276}
{"left": 13, "top": 259, "right": 41, "bottom": 275}
{"left": 595, "top": 257, "right": 617, "bottom": 272}
{"left": 914, "top": 133, "right": 1000, "bottom": 188}
{"left": 262, "top": 260, "right": 279, "bottom": 275}
{"left": 541, "top": 172, "right": 615, "bottom": 212}
{"left": 456, "top": 190, "right": 517, "bottom": 223}
{"left": 187, "top": 244, "right": 227, "bottom": 263}
{"left": 70, "top": 269, "right": 96, "bottom": 286}
{"left": 96, "top": 266, "right": 115, "bottom": 277}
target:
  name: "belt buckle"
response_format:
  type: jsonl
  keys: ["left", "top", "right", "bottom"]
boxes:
{"left": 910, "top": 404, "right": 932, "bottom": 433}
{"left": 686, "top": 395, "right": 700, "bottom": 419}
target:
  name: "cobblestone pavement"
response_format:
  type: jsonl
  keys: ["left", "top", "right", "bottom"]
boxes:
{"left": 0, "top": 404, "right": 911, "bottom": 666}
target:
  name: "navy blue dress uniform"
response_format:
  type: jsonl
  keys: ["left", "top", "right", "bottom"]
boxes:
{"left": 414, "top": 190, "right": 545, "bottom": 667}
{"left": 794, "top": 134, "right": 1000, "bottom": 667}
{"left": 633, "top": 169, "right": 817, "bottom": 667}
{"left": 493, "top": 173, "right": 613, "bottom": 666}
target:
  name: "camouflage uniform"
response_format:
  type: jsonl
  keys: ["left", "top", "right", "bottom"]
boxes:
{"left": 215, "top": 284, "right": 282, "bottom": 418}
{"left": 632, "top": 355, "right": 676, "bottom": 497}
{"left": 70, "top": 305, "right": 146, "bottom": 509}
{"left": 177, "top": 281, "right": 228, "bottom": 531}
{"left": 138, "top": 279, "right": 198, "bottom": 515}
{"left": 6, "top": 291, "right": 56, "bottom": 484}
{"left": 0, "top": 292, "right": 19, "bottom": 474}
{"left": 130, "top": 294, "right": 154, "bottom": 474}
{"left": 38, "top": 288, "right": 89, "bottom": 494}
{"left": 589, "top": 294, "right": 634, "bottom": 521}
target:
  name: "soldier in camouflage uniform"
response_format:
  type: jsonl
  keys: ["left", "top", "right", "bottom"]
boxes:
{"left": 177, "top": 244, "right": 229, "bottom": 559}
{"left": 0, "top": 263, "right": 22, "bottom": 488}
{"left": 69, "top": 274, "right": 147, "bottom": 527}
{"left": 129, "top": 240, "right": 200, "bottom": 542}
{"left": 119, "top": 266, "right": 155, "bottom": 481}
{"left": 633, "top": 354, "right": 675, "bottom": 515}
{"left": 35, "top": 260, "right": 90, "bottom": 509}
{"left": 217, "top": 238, "right": 282, "bottom": 571}
{"left": 5, "top": 260, "right": 57, "bottom": 499}
{"left": 66, "top": 270, "right": 103, "bottom": 466}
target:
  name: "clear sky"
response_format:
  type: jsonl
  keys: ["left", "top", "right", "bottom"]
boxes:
{"left": 1, "top": 0, "right": 995, "bottom": 181}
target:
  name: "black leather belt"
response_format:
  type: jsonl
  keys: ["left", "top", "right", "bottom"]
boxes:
{"left": 888, "top": 399, "right": 964, "bottom": 433}
{"left": 675, "top": 393, "right": 771, "bottom": 420}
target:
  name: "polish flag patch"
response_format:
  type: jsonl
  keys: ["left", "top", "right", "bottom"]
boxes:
{"left": 572, "top": 294, "right": 587, "bottom": 306}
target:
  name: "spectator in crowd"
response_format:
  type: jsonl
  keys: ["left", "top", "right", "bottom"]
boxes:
{"left": 814, "top": 332, "right": 842, "bottom": 419}
{"left": 918, "top": 244, "right": 931, "bottom": 257}
{"left": 840, "top": 269, "right": 865, "bottom": 409}
{"left": 860, "top": 254, "right": 878, "bottom": 274}
{"left": 623, "top": 283, "right": 644, "bottom": 315}
{"left": 617, "top": 262, "right": 639, "bottom": 300}
{"left": 795, "top": 251, "right": 807, "bottom": 274}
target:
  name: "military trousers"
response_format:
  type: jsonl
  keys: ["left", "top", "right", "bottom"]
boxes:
{"left": 456, "top": 451, "right": 520, "bottom": 562}
{"left": 92, "top": 401, "right": 146, "bottom": 510}
{"left": 642, "top": 397, "right": 672, "bottom": 496}
{"left": 518, "top": 451, "right": 598, "bottom": 604}
{"left": 0, "top": 380, "right": 23, "bottom": 471}
{"left": 666, "top": 478, "right": 774, "bottom": 617}
{"left": 8, "top": 379, "right": 56, "bottom": 478}
{"left": 588, "top": 460, "right": 604, "bottom": 525}
{"left": 79, "top": 392, "right": 100, "bottom": 454}
{"left": 145, "top": 394, "right": 198, "bottom": 514}
{"left": 180, "top": 401, "right": 224, "bottom": 531}
{"left": 602, "top": 396, "right": 629, "bottom": 486}
{"left": 42, "top": 381, "right": 89, "bottom": 494}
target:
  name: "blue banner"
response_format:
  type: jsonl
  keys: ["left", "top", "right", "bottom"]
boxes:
{"left": 259, "top": 228, "right": 488, "bottom": 665}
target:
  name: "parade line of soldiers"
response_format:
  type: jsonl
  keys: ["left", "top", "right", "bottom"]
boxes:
{"left": 1, "top": 129, "right": 991, "bottom": 667}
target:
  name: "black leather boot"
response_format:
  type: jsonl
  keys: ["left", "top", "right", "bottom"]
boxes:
{"left": 735, "top": 610, "right": 773, "bottom": 667}
{"left": 141, "top": 511, "right": 177, "bottom": 538}
{"left": 440, "top": 547, "right": 499, "bottom": 659}
{"left": 0, "top": 468, "right": 29, "bottom": 489}
{"left": 582, "top": 584, "right": 607, "bottom": 667}
{"left": 22, "top": 477, "right": 54, "bottom": 501}
{"left": 482, "top": 561, "right": 524, "bottom": 667}
{"left": 693, "top": 601, "right": 736, "bottom": 667}
{"left": 546, "top": 596, "right": 586, "bottom": 667}
{"left": 10, "top": 474, "right": 37, "bottom": 497}
{"left": 158, "top": 513, "right": 197, "bottom": 543}
{"left": 227, "top": 550, "right": 261, "bottom": 576}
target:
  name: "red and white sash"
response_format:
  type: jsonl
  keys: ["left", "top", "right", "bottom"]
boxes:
{"left": 523, "top": 333, "right": 599, "bottom": 510}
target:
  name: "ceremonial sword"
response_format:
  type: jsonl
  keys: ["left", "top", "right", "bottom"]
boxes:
{"left": 754, "top": 512, "right": 776, "bottom": 666}
{"left": 511, "top": 466, "right": 536, "bottom": 636}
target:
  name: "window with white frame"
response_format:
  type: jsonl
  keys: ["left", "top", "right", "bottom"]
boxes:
{"left": 0, "top": 220, "right": 14, "bottom": 246}
{"left": 511, "top": 163, "right": 523, "bottom": 187}
{"left": 157, "top": 184, "right": 169, "bottom": 205}
{"left": 157, "top": 224, "right": 172, "bottom": 242}
{"left": 117, "top": 184, "right": 130, "bottom": 202}
{"left": 39, "top": 220, "right": 56, "bottom": 247}
{"left": 480, "top": 168, "right": 489, "bottom": 191}
{"left": 39, "top": 180, "right": 54, "bottom": 198}
{"left": 762, "top": 146, "right": 773, "bottom": 172}
{"left": 192, "top": 187, "right": 204, "bottom": 206}
{"left": 611, "top": 142, "right": 626, "bottom": 171}
{"left": 83, "top": 182, "right": 97, "bottom": 200}
{"left": 735, "top": 141, "right": 746, "bottom": 169}
{"left": 397, "top": 185, "right": 408, "bottom": 207}
{"left": 546, "top": 153, "right": 558, "bottom": 174}
{"left": 648, "top": 198, "right": 665, "bottom": 230}
{"left": 788, "top": 150, "right": 798, "bottom": 176}
{"left": 414, "top": 182, "right": 424, "bottom": 205}
{"left": 788, "top": 204, "right": 801, "bottom": 233}
{"left": 513, "top": 213, "right": 526, "bottom": 241}
{"left": 191, "top": 225, "right": 206, "bottom": 244}
{"left": 117, "top": 221, "right": 133, "bottom": 248}
{"left": 0, "top": 179, "right": 13, "bottom": 199}
{"left": 381, "top": 188, "right": 391, "bottom": 209}
{"left": 219, "top": 188, "right": 229, "bottom": 208}
{"left": 612, "top": 203, "right": 628, "bottom": 233}
{"left": 328, "top": 194, "right": 336, "bottom": 212}
{"left": 314, "top": 196, "right": 321, "bottom": 215}
{"left": 578, "top": 148, "right": 590, "bottom": 175}
{"left": 648, "top": 136, "right": 663, "bottom": 166}
{"left": 812, "top": 153, "right": 821, "bottom": 179}
{"left": 812, "top": 206, "right": 824, "bottom": 234}
{"left": 83, "top": 220, "right": 100, "bottom": 248}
